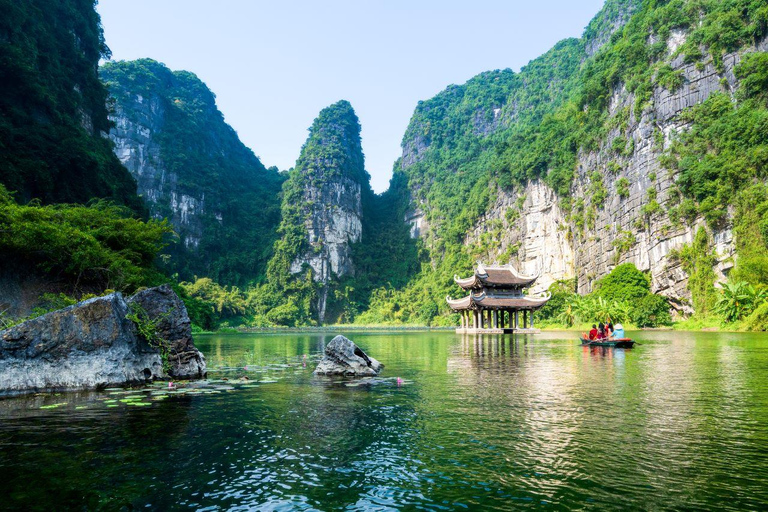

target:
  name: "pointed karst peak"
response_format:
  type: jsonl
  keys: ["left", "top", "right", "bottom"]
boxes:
{"left": 309, "top": 99, "right": 361, "bottom": 140}
{"left": 298, "top": 100, "right": 367, "bottom": 184}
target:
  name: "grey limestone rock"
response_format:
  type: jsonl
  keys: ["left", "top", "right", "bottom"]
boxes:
{"left": 314, "top": 335, "right": 383, "bottom": 376}
{"left": 127, "top": 284, "right": 206, "bottom": 379}
{"left": 0, "top": 285, "right": 205, "bottom": 394}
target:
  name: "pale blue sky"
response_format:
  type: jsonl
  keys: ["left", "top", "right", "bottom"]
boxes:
{"left": 97, "top": 1, "right": 605, "bottom": 192}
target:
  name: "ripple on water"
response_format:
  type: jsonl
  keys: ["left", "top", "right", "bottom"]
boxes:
{"left": 1, "top": 332, "right": 768, "bottom": 510}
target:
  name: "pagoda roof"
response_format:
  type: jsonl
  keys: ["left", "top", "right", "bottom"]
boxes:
{"left": 446, "top": 291, "right": 551, "bottom": 311}
{"left": 454, "top": 262, "right": 539, "bottom": 290}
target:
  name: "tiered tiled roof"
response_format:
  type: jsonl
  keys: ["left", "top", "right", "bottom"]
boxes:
{"left": 448, "top": 262, "right": 549, "bottom": 311}
{"left": 454, "top": 262, "right": 538, "bottom": 290}
{"left": 446, "top": 291, "right": 551, "bottom": 311}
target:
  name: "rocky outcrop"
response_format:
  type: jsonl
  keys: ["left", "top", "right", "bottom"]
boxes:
{"left": 276, "top": 100, "right": 369, "bottom": 322}
{"left": 466, "top": 181, "right": 575, "bottom": 294}
{"left": 127, "top": 285, "right": 206, "bottom": 379}
{"left": 288, "top": 177, "right": 363, "bottom": 285}
{"left": 0, "top": 286, "right": 205, "bottom": 394}
{"left": 314, "top": 335, "right": 383, "bottom": 376}
{"left": 101, "top": 61, "right": 205, "bottom": 250}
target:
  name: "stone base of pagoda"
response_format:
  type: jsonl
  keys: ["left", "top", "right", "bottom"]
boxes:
{"left": 456, "top": 327, "right": 541, "bottom": 335}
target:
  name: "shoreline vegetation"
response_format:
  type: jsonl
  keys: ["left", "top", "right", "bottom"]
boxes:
{"left": 195, "top": 320, "right": 754, "bottom": 336}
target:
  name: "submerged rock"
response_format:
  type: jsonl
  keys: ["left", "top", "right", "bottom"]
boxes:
{"left": 0, "top": 285, "right": 205, "bottom": 394}
{"left": 314, "top": 335, "right": 383, "bottom": 376}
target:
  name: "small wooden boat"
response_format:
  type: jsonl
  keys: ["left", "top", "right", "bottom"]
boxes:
{"left": 580, "top": 337, "right": 635, "bottom": 348}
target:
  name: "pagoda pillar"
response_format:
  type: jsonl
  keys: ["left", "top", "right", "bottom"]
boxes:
{"left": 500, "top": 310, "right": 505, "bottom": 329}
{"left": 523, "top": 310, "right": 528, "bottom": 329}
{"left": 492, "top": 310, "right": 498, "bottom": 329}
{"left": 514, "top": 310, "right": 519, "bottom": 329}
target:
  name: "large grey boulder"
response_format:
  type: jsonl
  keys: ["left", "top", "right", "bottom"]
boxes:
{"left": 0, "top": 285, "right": 205, "bottom": 394}
{"left": 127, "top": 284, "right": 206, "bottom": 379}
{"left": 314, "top": 335, "right": 383, "bottom": 376}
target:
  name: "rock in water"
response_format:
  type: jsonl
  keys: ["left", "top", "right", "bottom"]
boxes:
{"left": 127, "top": 285, "right": 206, "bottom": 379}
{"left": 0, "top": 285, "right": 205, "bottom": 394}
{"left": 314, "top": 335, "right": 383, "bottom": 376}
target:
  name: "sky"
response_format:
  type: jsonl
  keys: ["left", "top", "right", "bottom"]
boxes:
{"left": 97, "top": 0, "right": 605, "bottom": 192}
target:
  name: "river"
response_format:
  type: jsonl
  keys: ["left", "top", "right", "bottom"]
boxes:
{"left": 1, "top": 330, "right": 767, "bottom": 510}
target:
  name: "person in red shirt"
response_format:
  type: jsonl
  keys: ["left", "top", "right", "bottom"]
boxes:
{"left": 588, "top": 324, "right": 598, "bottom": 340}
{"left": 597, "top": 322, "right": 607, "bottom": 339}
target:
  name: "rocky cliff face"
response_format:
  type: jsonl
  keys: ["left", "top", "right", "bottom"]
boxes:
{"left": 463, "top": 35, "right": 757, "bottom": 306}
{"left": 288, "top": 178, "right": 363, "bottom": 284}
{"left": 100, "top": 59, "right": 283, "bottom": 284}
{"left": 271, "top": 100, "right": 369, "bottom": 323}
{"left": 106, "top": 85, "right": 207, "bottom": 247}
{"left": 570, "top": 35, "right": 764, "bottom": 312}
{"left": 395, "top": 1, "right": 764, "bottom": 315}
{"left": 466, "top": 181, "right": 574, "bottom": 294}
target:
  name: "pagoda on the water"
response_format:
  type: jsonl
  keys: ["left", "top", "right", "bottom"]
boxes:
{"left": 447, "top": 262, "right": 551, "bottom": 334}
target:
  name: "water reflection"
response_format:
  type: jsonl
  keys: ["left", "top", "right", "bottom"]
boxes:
{"left": 0, "top": 330, "right": 766, "bottom": 510}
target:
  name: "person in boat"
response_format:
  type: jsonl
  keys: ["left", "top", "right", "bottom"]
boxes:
{"left": 597, "top": 322, "right": 606, "bottom": 339}
{"left": 588, "top": 324, "right": 598, "bottom": 340}
{"left": 612, "top": 323, "right": 625, "bottom": 339}
{"left": 606, "top": 318, "right": 614, "bottom": 336}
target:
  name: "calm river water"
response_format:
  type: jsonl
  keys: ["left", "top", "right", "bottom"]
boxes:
{"left": 1, "top": 330, "right": 767, "bottom": 510}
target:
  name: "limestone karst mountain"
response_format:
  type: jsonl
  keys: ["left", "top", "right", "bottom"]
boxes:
{"left": 266, "top": 100, "right": 371, "bottom": 323}
{"left": 100, "top": 59, "right": 284, "bottom": 285}
{"left": 373, "top": 0, "right": 768, "bottom": 321}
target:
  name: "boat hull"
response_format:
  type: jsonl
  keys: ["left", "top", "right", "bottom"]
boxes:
{"left": 580, "top": 338, "right": 635, "bottom": 348}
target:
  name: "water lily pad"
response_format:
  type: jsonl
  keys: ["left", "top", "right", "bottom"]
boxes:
{"left": 40, "top": 403, "right": 67, "bottom": 409}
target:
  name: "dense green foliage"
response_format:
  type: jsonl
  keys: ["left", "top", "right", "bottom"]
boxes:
{"left": 0, "top": 184, "right": 170, "bottom": 292}
{"left": 0, "top": 0, "right": 142, "bottom": 209}
{"left": 594, "top": 263, "right": 652, "bottom": 302}
{"left": 714, "top": 281, "right": 767, "bottom": 322}
{"left": 100, "top": 59, "right": 284, "bottom": 286}
{"left": 744, "top": 301, "right": 768, "bottom": 330}
{"left": 538, "top": 264, "right": 672, "bottom": 328}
